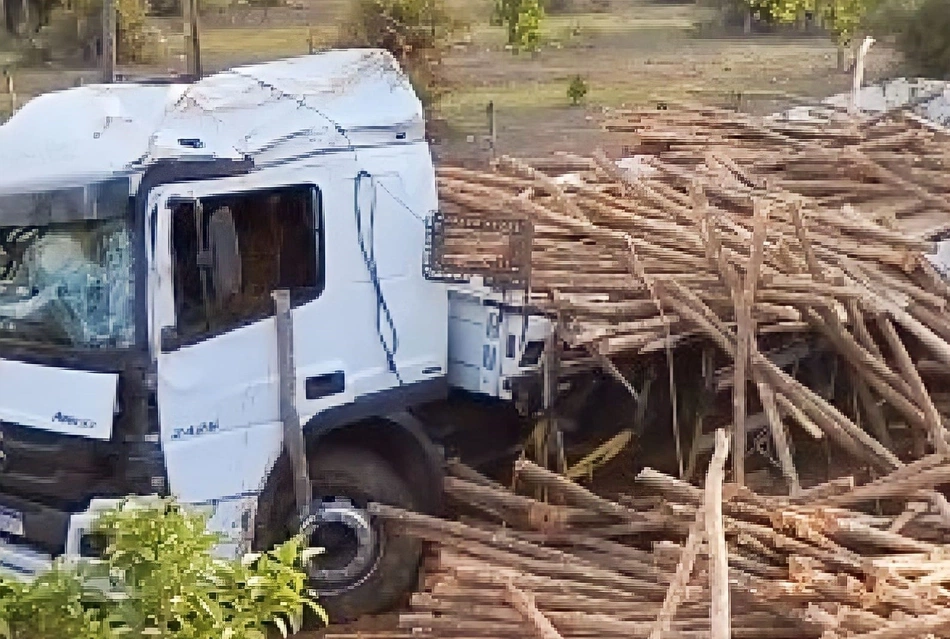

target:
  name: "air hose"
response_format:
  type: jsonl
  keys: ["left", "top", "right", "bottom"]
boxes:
{"left": 354, "top": 170, "right": 403, "bottom": 385}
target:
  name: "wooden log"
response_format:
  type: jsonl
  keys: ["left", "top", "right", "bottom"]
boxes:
{"left": 824, "top": 463, "right": 950, "bottom": 506}
{"left": 890, "top": 305, "right": 950, "bottom": 372}
{"left": 647, "top": 485, "right": 708, "bottom": 639}
{"left": 792, "top": 476, "right": 855, "bottom": 503}
{"left": 841, "top": 608, "right": 950, "bottom": 639}
{"left": 514, "top": 459, "right": 638, "bottom": 522}
{"left": 446, "top": 458, "right": 509, "bottom": 492}
{"left": 877, "top": 315, "right": 949, "bottom": 454}
{"left": 443, "top": 476, "right": 601, "bottom": 530}
{"left": 805, "top": 308, "right": 926, "bottom": 436}
{"left": 505, "top": 580, "right": 565, "bottom": 639}
{"left": 705, "top": 429, "right": 731, "bottom": 639}
{"left": 756, "top": 381, "right": 800, "bottom": 496}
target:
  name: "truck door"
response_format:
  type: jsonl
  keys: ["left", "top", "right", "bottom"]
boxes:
{"left": 149, "top": 178, "right": 325, "bottom": 515}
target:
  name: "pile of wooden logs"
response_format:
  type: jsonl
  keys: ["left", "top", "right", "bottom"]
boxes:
{"left": 433, "top": 107, "right": 950, "bottom": 489}
{"left": 321, "top": 107, "right": 950, "bottom": 639}
{"left": 326, "top": 442, "right": 950, "bottom": 639}
{"left": 604, "top": 105, "right": 950, "bottom": 240}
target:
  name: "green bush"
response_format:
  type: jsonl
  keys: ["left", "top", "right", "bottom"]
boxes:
{"left": 116, "top": 0, "right": 147, "bottom": 63}
{"left": 493, "top": 0, "right": 544, "bottom": 51}
{"left": 0, "top": 498, "right": 324, "bottom": 639}
{"left": 897, "top": 0, "right": 950, "bottom": 78}
{"left": 567, "top": 74, "right": 588, "bottom": 104}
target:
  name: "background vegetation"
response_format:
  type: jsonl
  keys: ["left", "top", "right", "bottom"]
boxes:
{"left": 0, "top": 498, "right": 323, "bottom": 639}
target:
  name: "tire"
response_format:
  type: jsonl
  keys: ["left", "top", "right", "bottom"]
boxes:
{"left": 260, "top": 446, "right": 423, "bottom": 624}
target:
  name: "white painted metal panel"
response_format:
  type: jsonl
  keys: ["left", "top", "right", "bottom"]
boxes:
{"left": 0, "top": 359, "right": 117, "bottom": 440}
{"left": 0, "top": 49, "right": 425, "bottom": 195}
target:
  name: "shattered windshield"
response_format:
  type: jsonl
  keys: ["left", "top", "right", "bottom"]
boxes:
{"left": 0, "top": 179, "right": 135, "bottom": 349}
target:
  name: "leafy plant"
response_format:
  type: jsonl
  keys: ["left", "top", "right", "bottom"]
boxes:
{"left": 115, "top": 0, "right": 148, "bottom": 63}
{"left": 493, "top": 0, "right": 545, "bottom": 51}
{"left": 0, "top": 497, "right": 324, "bottom": 639}
{"left": 567, "top": 74, "right": 588, "bottom": 104}
{"left": 744, "top": 0, "right": 880, "bottom": 47}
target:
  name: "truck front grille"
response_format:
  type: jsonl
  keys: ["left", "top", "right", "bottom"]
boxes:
{"left": 0, "top": 421, "right": 123, "bottom": 511}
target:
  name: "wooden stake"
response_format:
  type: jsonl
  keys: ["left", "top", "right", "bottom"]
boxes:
{"left": 273, "top": 290, "right": 311, "bottom": 522}
{"left": 647, "top": 427, "right": 731, "bottom": 639}
{"left": 183, "top": 0, "right": 201, "bottom": 78}
{"left": 100, "top": 0, "right": 115, "bottom": 83}
{"left": 706, "top": 429, "right": 731, "bottom": 639}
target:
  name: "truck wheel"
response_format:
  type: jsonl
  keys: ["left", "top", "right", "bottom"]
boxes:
{"left": 266, "top": 446, "right": 423, "bottom": 623}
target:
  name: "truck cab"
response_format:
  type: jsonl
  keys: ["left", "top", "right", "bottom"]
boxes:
{"left": 0, "top": 49, "right": 549, "bottom": 619}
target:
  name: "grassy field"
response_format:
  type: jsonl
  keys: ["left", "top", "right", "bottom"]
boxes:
{"left": 0, "top": 0, "right": 901, "bottom": 161}
{"left": 197, "top": 0, "right": 898, "bottom": 161}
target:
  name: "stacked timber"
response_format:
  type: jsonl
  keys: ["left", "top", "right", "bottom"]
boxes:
{"left": 434, "top": 126, "right": 950, "bottom": 489}
{"left": 324, "top": 108, "right": 950, "bottom": 639}
{"left": 604, "top": 105, "right": 950, "bottom": 240}
{"left": 325, "top": 446, "right": 950, "bottom": 639}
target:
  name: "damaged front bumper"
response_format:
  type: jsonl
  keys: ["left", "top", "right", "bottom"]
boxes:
{"left": 0, "top": 498, "right": 135, "bottom": 581}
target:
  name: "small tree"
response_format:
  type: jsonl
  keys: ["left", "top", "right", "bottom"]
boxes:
{"left": 0, "top": 498, "right": 324, "bottom": 639}
{"left": 745, "top": 0, "right": 880, "bottom": 69}
{"left": 567, "top": 74, "right": 588, "bottom": 105}
{"left": 493, "top": 0, "right": 544, "bottom": 51}
{"left": 115, "top": 0, "right": 147, "bottom": 63}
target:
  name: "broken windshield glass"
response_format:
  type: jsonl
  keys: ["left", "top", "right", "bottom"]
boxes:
{"left": 0, "top": 179, "right": 135, "bottom": 349}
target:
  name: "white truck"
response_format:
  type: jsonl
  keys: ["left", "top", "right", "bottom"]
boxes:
{"left": 0, "top": 49, "right": 554, "bottom": 620}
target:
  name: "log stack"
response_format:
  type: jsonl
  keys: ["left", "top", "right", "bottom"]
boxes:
{"left": 325, "top": 446, "right": 950, "bottom": 639}
{"left": 321, "top": 107, "right": 950, "bottom": 639}
{"left": 433, "top": 106, "right": 950, "bottom": 487}
{"left": 604, "top": 105, "right": 950, "bottom": 241}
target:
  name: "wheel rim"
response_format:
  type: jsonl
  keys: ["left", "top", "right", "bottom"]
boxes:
{"left": 299, "top": 497, "right": 382, "bottom": 595}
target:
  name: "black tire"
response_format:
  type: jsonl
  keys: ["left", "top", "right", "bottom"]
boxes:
{"left": 260, "top": 446, "right": 423, "bottom": 624}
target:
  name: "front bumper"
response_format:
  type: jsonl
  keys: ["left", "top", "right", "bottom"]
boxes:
{"left": 0, "top": 498, "right": 128, "bottom": 580}
{"left": 0, "top": 540, "right": 53, "bottom": 579}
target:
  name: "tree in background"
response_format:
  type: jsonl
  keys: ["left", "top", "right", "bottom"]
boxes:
{"left": 114, "top": 0, "right": 147, "bottom": 62}
{"left": 745, "top": 0, "right": 880, "bottom": 69}
{"left": 492, "top": 0, "right": 544, "bottom": 51}
{"left": 895, "top": 0, "right": 950, "bottom": 77}
{"left": 345, "top": 0, "right": 456, "bottom": 130}
{"left": 1, "top": 0, "right": 148, "bottom": 64}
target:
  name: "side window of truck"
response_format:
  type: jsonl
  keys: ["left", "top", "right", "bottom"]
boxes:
{"left": 168, "top": 185, "right": 323, "bottom": 344}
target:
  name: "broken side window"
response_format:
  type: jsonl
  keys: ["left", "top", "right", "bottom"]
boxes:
{"left": 169, "top": 185, "right": 322, "bottom": 344}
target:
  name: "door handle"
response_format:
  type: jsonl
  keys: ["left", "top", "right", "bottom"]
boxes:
{"left": 305, "top": 372, "right": 345, "bottom": 400}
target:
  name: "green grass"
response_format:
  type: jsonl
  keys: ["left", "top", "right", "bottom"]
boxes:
{"left": 540, "top": 6, "right": 707, "bottom": 36}
{"left": 460, "top": 6, "right": 709, "bottom": 48}
{"left": 161, "top": 25, "right": 339, "bottom": 68}
{"left": 439, "top": 80, "right": 693, "bottom": 114}
{"left": 202, "top": 26, "right": 316, "bottom": 57}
